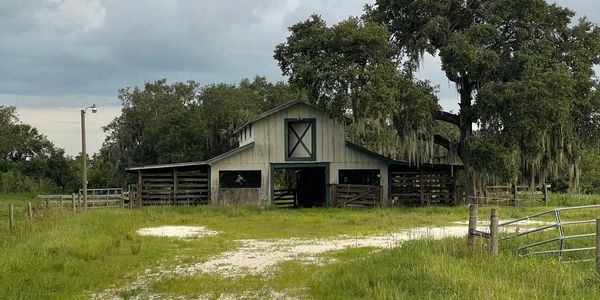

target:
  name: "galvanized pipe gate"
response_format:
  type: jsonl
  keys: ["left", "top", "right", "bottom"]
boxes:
{"left": 467, "top": 204, "right": 600, "bottom": 274}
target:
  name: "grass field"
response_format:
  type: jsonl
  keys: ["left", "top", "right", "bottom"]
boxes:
{"left": 0, "top": 193, "right": 599, "bottom": 299}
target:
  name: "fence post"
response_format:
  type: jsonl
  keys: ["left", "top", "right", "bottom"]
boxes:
{"left": 59, "top": 196, "right": 63, "bottom": 209}
{"left": 543, "top": 184, "right": 548, "bottom": 206}
{"left": 467, "top": 204, "right": 478, "bottom": 250}
{"left": 511, "top": 183, "right": 517, "bottom": 206}
{"left": 45, "top": 198, "right": 49, "bottom": 209}
{"left": 8, "top": 204, "right": 14, "bottom": 230}
{"left": 71, "top": 193, "right": 76, "bottom": 212}
{"left": 596, "top": 219, "right": 600, "bottom": 276}
{"left": 489, "top": 208, "right": 498, "bottom": 256}
{"left": 27, "top": 202, "right": 33, "bottom": 220}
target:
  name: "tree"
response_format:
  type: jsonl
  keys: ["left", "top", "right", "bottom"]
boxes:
{"left": 99, "top": 77, "right": 306, "bottom": 187}
{"left": 275, "top": 16, "right": 403, "bottom": 121}
{"left": 274, "top": 15, "right": 440, "bottom": 160}
{"left": 367, "top": 0, "right": 600, "bottom": 196}
{"left": 0, "top": 106, "right": 78, "bottom": 192}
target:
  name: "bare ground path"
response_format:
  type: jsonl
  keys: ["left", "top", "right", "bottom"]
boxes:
{"left": 93, "top": 221, "right": 545, "bottom": 299}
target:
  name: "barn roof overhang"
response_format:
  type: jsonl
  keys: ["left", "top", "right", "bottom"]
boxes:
{"left": 345, "top": 141, "right": 396, "bottom": 164}
{"left": 125, "top": 161, "right": 208, "bottom": 172}
{"left": 124, "top": 143, "right": 255, "bottom": 173}
{"left": 390, "top": 161, "right": 463, "bottom": 169}
{"left": 346, "top": 140, "right": 462, "bottom": 169}
{"left": 233, "top": 100, "right": 321, "bottom": 134}
{"left": 206, "top": 142, "right": 254, "bottom": 164}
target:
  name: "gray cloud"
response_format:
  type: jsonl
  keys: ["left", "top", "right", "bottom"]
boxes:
{"left": 1, "top": 0, "right": 599, "bottom": 155}
{"left": 0, "top": 0, "right": 375, "bottom": 108}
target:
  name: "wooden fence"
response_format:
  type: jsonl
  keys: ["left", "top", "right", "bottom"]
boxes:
{"left": 273, "top": 189, "right": 297, "bottom": 208}
{"left": 469, "top": 184, "right": 549, "bottom": 206}
{"left": 136, "top": 168, "right": 210, "bottom": 206}
{"left": 38, "top": 188, "right": 126, "bottom": 210}
{"left": 390, "top": 170, "right": 455, "bottom": 206}
{"left": 331, "top": 184, "right": 382, "bottom": 208}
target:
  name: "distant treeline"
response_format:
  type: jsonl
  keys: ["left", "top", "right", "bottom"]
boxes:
{"left": 2, "top": 75, "right": 600, "bottom": 193}
{"left": 0, "top": 77, "right": 307, "bottom": 193}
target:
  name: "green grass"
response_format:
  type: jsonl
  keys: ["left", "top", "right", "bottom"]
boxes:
{"left": 307, "top": 238, "right": 600, "bottom": 299}
{"left": 0, "top": 192, "right": 37, "bottom": 203}
{"left": 0, "top": 193, "right": 599, "bottom": 299}
{"left": 548, "top": 193, "right": 600, "bottom": 206}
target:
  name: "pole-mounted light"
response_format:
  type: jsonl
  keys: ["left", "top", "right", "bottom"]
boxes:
{"left": 81, "top": 104, "right": 98, "bottom": 211}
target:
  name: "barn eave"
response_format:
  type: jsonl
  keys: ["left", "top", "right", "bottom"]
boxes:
{"left": 233, "top": 100, "right": 320, "bottom": 134}
{"left": 206, "top": 142, "right": 255, "bottom": 164}
{"left": 125, "top": 161, "right": 208, "bottom": 172}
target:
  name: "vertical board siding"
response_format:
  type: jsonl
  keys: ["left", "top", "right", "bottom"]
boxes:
{"left": 210, "top": 102, "right": 391, "bottom": 204}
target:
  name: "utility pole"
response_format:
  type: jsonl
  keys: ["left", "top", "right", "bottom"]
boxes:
{"left": 81, "top": 104, "right": 97, "bottom": 211}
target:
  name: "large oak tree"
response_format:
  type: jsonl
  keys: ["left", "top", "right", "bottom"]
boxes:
{"left": 367, "top": 0, "right": 600, "bottom": 197}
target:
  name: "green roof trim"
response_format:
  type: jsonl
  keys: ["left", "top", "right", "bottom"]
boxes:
{"left": 125, "top": 161, "right": 208, "bottom": 172}
{"left": 126, "top": 143, "right": 255, "bottom": 171}
{"left": 206, "top": 142, "right": 255, "bottom": 164}
{"left": 345, "top": 141, "right": 396, "bottom": 164}
{"left": 233, "top": 100, "right": 321, "bottom": 134}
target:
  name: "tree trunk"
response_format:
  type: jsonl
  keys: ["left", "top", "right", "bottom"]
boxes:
{"left": 458, "top": 77, "right": 476, "bottom": 203}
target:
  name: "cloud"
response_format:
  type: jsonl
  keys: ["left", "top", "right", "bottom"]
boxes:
{"left": 34, "top": 0, "right": 106, "bottom": 33}
{"left": 0, "top": 0, "right": 373, "bottom": 109}
{"left": 1, "top": 0, "right": 599, "bottom": 155}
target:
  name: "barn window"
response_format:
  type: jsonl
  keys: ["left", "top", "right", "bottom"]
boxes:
{"left": 285, "top": 118, "right": 316, "bottom": 161}
{"left": 219, "top": 170, "right": 261, "bottom": 188}
{"left": 339, "top": 169, "right": 381, "bottom": 185}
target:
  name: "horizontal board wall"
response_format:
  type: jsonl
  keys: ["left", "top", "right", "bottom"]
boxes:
{"left": 138, "top": 166, "right": 209, "bottom": 205}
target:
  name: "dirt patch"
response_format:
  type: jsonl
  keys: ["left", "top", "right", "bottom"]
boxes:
{"left": 171, "top": 226, "right": 467, "bottom": 277}
{"left": 95, "top": 225, "right": 470, "bottom": 299}
{"left": 136, "top": 226, "right": 219, "bottom": 238}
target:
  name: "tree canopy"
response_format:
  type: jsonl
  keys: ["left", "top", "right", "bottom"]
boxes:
{"left": 97, "top": 76, "right": 306, "bottom": 186}
{"left": 274, "top": 15, "right": 442, "bottom": 161}
{"left": 357, "top": 0, "right": 600, "bottom": 195}
{"left": 0, "top": 106, "right": 77, "bottom": 193}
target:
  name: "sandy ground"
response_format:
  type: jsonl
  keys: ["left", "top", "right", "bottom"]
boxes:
{"left": 94, "top": 221, "right": 540, "bottom": 299}
{"left": 136, "top": 226, "right": 219, "bottom": 238}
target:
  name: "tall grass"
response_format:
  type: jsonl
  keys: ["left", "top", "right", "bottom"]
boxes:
{"left": 0, "top": 193, "right": 599, "bottom": 298}
{"left": 307, "top": 238, "right": 600, "bottom": 299}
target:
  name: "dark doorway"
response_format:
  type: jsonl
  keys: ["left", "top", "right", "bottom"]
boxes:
{"left": 272, "top": 164, "right": 328, "bottom": 208}
{"left": 296, "top": 167, "right": 326, "bottom": 207}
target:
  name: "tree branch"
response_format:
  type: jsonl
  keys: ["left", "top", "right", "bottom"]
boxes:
{"left": 416, "top": 132, "right": 453, "bottom": 151}
{"left": 435, "top": 110, "right": 460, "bottom": 127}
{"left": 433, "top": 134, "right": 452, "bottom": 151}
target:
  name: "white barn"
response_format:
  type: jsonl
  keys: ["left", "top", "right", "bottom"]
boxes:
{"left": 127, "top": 100, "right": 458, "bottom": 207}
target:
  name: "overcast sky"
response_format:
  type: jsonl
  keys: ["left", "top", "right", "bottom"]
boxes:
{"left": 2, "top": 0, "right": 599, "bottom": 156}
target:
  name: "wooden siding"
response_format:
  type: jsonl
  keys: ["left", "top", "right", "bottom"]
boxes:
{"left": 139, "top": 166, "right": 210, "bottom": 205}
{"left": 331, "top": 184, "right": 382, "bottom": 208}
{"left": 210, "top": 103, "right": 389, "bottom": 205}
{"left": 390, "top": 166, "right": 456, "bottom": 206}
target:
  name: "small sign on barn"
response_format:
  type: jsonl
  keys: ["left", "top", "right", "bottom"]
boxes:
{"left": 126, "top": 100, "right": 459, "bottom": 207}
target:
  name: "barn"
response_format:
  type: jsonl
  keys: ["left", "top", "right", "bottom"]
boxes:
{"left": 126, "top": 100, "right": 460, "bottom": 207}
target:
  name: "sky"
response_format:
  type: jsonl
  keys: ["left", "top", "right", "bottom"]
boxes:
{"left": 1, "top": 0, "right": 599, "bottom": 156}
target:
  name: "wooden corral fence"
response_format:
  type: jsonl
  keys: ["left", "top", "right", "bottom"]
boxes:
{"left": 136, "top": 168, "right": 209, "bottom": 206}
{"left": 469, "top": 184, "right": 549, "bottom": 206}
{"left": 3, "top": 193, "right": 130, "bottom": 232}
{"left": 38, "top": 188, "right": 126, "bottom": 210}
{"left": 331, "top": 184, "right": 382, "bottom": 208}
{"left": 467, "top": 204, "right": 600, "bottom": 270}
{"left": 390, "top": 170, "right": 455, "bottom": 206}
{"left": 273, "top": 189, "right": 297, "bottom": 208}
